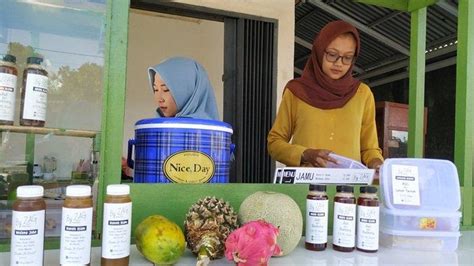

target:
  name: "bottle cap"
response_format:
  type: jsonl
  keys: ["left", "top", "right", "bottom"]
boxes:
{"left": 360, "top": 186, "right": 377, "bottom": 194}
{"left": 2, "top": 54, "right": 16, "bottom": 63}
{"left": 336, "top": 185, "right": 354, "bottom": 193}
{"left": 107, "top": 184, "right": 130, "bottom": 195}
{"left": 27, "top": 56, "right": 43, "bottom": 65}
{"left": 66, "top": 185, "right": 91, "bottom": 197}
{"left": 309, "top": 184, "right": 326, "bottom": 192}
{"left": 17, "top": 185, "right": 44, "bottom": 198}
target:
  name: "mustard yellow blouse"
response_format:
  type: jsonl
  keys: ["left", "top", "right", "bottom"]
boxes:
{"left": 267, "top": 83, "right": 383, "bottom": 166}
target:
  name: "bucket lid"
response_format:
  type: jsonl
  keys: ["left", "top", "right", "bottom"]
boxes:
{"left": 135, "top": 117, "right": 233, "bottom": 134}
{"left": 380, "top": 158, "right": 460, "bottom": 211}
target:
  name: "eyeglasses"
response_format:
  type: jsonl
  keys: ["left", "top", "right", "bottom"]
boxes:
{"left": 324, "top": 51, "right": 355, "bottom": 65}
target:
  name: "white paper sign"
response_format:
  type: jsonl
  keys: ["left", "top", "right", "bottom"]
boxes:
{"left": 391, "top": 164, "right": 420, "bottom": 206}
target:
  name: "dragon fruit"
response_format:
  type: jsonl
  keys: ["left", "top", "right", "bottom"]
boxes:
{"left": 225, "top": 220, "right": 282, "bottom": 266}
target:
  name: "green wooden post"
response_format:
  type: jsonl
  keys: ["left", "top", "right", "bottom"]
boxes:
{"left": 97, "top": 0, "right": 130, "bottom": 237}
{"left": 407, "top": 7, "right": 426, "bottom": 158}
{"left": 455, "top": 0, "right": 473, "bottom": 226}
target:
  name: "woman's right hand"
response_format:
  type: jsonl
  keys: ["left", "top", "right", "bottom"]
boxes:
{"left": 301, "top": 149, "right": 338, "bottom": 167}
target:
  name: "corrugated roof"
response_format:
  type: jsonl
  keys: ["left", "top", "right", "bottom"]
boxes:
{"left": 295, "top": 0, "right": 458, "bottom": 86}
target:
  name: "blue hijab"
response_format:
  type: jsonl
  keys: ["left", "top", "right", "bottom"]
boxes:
{"left": 148, "top": 57, "right": 220, "bottom": 120}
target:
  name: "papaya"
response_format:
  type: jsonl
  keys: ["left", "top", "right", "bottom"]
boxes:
{"left": 135, "top": 215, "right": 185, "bottom": 265}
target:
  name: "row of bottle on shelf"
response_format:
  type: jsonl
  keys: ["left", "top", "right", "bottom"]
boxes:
{"left": 10, "top": 184, "right": 131, "bottom": 266}
{"left": 0, "top": 54, "right": 49, "bottom": 127}
{"left": 305, "top": 184, "right": 379, "bottom": 252}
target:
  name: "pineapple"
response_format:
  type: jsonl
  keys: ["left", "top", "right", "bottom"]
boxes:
{"left": 184, "top": 196, "right": 239, "bottom": 266}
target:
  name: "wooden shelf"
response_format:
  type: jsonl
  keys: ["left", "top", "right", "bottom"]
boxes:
{"left": 0, "top": 125, "right": 98, "bottom": 138}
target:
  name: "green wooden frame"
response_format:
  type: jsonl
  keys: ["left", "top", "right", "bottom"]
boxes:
{"left": 2, "top": 0, "right": 474, "bottom": 253}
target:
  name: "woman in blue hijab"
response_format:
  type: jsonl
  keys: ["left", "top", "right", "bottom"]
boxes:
{"left": 147, "top": 57, "right": 220, "bottom": 120}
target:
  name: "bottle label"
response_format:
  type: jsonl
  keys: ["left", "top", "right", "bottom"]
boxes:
{"left": 306, "top": 198, "right": 328, "bottom": 244}
{"left": 22, "top": 73, "right": 48, "bottom": 121}
{"left": 60, "top": 207, "right": 93, "bottom": 265}
{"left": 357, "top": 205, "right": 379, "bottom": 250}
{"left": 0, "top": 73, "right": 17, "bottom": 121}
{"left": 102, "top": 202, "right": 132, "bottom": 259}
{"left": 11, "top": 210, "right": 45, "bottom": 265}
{"left": 391, "top": 164, "right": 420, "bottom": 206}
{"left": 333, "top": 202, "right": 356, "bottom": 248}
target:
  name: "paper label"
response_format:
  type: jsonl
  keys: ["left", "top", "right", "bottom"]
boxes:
{"left": 0, "top": 73, "right": 17, "bottom": 121}
{"left": 391, "top": 164, "right": 420, "bottom": 206}
{"left": 22, "top": 73, "right": 48, "bottom": 121}
{"left": 11, "top": 210, "right": 45, "bottom": 265}
{"left": 102, "top": 202, "right": 132, "bottom": 259}
{"left": 60, "top": 207, "right": 93, "bottom": 265}
{"left": 278, "top": 167, "right": 374, "bottom": 185}
{"left": 305, "top": 199, "right": 328, "bottom": 244}
{"left": 333, "top": 202, "right": 356, "bottom": 248}
{"left": 357, "top": 205, "right": 379, "bottom": 251}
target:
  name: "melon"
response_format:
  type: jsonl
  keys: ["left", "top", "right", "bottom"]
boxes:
{"left": 135, "top": 215, "right": 185, "bottom": 265}
{"left": 238, "top": 191, "right": 303, "bottom": 256}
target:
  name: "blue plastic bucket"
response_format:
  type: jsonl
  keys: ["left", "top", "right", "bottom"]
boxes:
{"left": 127, "top": 118, "right": 233, "bottom": 183}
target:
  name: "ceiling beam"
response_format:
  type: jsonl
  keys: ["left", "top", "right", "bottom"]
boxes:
{"left": 368, "top": 11, "right": 403, "bottom": 28}
{"left": 296, "top": 7, "right": 319, "bottom": 26}
{"left": 295, "top": 36, "right": 312, "bottom": 50}
{"left": 358, "top": 43, "right": 457, "bottom": 80}
{"left": 294, "top": 67, "right": 303, "bottom": 75}
{"left": 308, "top": 0, "right": 410, "bottom": 55}
{"left": 368, "top": 56, "right": 456, "bottom": 87}
{"left": 436, "top": 0, "right": 458, "bottom": 17}
{"left": 354, "top": 0, "right": 408, "bottom": 11}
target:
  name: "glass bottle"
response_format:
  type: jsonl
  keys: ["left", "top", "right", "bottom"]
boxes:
{"left": 0, "top": 54, "right": 18, "bottom": 125}
{"left": 11, "top": 185, "right": 46, "bottom": 266}
{"left": 305, "top": 184, "right": 328, "bottom": 251}
{"left": 101, "top": 184, "right": 132, "bottom": 266}
{"left": 60, "top": 185, "right": 93, "bottom": 266}
{"left": 357, "top": 186, "right": 379, "bottom": 253}
{"left": 20, "top": 56, "right": 48, "bottom": 127}
{"left": 333, "top": 185, "right": 356, "bottom": 252}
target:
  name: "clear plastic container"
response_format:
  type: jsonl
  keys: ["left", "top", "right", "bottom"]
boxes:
{"left": 380, "top": 207, "right": 461, "bottom": 232}
{"left": 380, "top": 227, "right": 461, "bottom": 251}
{"left": 380, "top": 158, "right": 460, "bottom": 211}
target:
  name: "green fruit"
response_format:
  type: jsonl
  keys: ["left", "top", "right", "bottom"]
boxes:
{"left": 239, "top": 191, "right": 303, "bottom": 256}
{"left": 135, "top": 215, "right": 185, "bottom": 265}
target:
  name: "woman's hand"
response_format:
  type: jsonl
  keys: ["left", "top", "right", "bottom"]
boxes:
{"left": 367, "top": 158, "right": 383, "bottom": 171}
{"left": 367, "top": 158, "right": 383, "bottom": 183}
{"left": 301, "top": 149, "right": 338, "bottom": 167}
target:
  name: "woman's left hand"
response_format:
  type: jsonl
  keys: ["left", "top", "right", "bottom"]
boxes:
{"left": 367, "top": 158, "right": 383, "bottom": 182}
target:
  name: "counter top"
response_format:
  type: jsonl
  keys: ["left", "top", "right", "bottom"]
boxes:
{"left": 2, "top": 232, "right": 474, "bottom": 265}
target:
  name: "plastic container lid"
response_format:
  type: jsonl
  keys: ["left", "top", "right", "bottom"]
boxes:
{"left": 380, "top": 227, "right": 461, "bottom": 238}
{"left": 380, "top": 158, "right": 460, "bottom": 211}
{"left": 17, "top": 185, "right": 44, "bottom": 198}
{"left": 380, "top": 206, "right": 462, "bottom": 218}
{"left": 336, "top": 185, "right": 353, "bottom": 193}
{"left": 107, "top": 184, "right": 130, "bottom": 195}
{"left": 309, "top": 184, "right": 326, "bottom": 192}
{"left": 66, "top": 185, "right": 91, "bottom": 197}
{"left": 27, "top": 56, "right": 43, "bottom": 65}
{"left": 1, "top": 54, "right": 16, "bottom": 63}
{"left": 360, "top": 186, "right": 377, "bottom": 193}
{"left": 135, "top": 117, "right": 233, "bottom": 134}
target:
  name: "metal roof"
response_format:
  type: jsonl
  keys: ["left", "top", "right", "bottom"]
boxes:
{"left": 295, "top": 0, "right": 458, "bottom": 87}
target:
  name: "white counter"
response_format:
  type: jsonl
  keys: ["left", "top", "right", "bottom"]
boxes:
{"left": 2, "top": 231, "right": 474, "bottom": 265}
